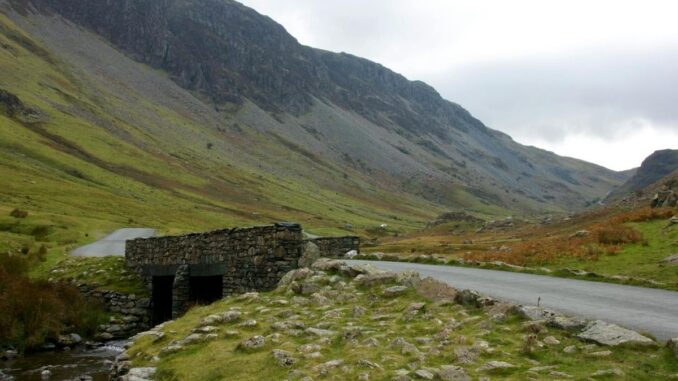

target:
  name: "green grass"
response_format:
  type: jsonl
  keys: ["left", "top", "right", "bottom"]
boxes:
{"left": 0, "top": 12, "right": 454, "bottom": 291}
{"left": 125, "top": 267, "right": 678, "bottom": 380}
{"left": 550, "top": 220, "right": 678, "bottom": 287}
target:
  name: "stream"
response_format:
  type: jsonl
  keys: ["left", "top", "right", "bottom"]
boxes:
{"left": 0, "top": 342, "right": 124, "bottom": 381}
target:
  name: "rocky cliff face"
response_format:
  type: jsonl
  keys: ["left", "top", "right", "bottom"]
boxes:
{"left": 27, "top": 0, "right": 483, "bottom": 139}
{"left": 0, "top": 0, "right": 630, "bottom": 215}
{"left": 608, "top": 149, "right": 678, "bottom": 200}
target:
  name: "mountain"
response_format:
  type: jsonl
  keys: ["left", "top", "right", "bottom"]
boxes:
{"left": 608, "top": 149, "right": 678, "bottom": 201}
{"left": 0, "top": 0, "right": 629, "bottom": 234}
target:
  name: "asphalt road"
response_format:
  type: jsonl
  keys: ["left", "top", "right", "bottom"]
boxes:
{"left": 348, "top": 260, "right": 678, "bottom": 341}
{"left": 70, "top": 228, "right": 156, "bottom": 257}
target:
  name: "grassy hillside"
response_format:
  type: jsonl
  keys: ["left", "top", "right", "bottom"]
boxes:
{"left": 363, "top": 207, "right": 678, "bottom": 290}
{"left": 0, "top": 10, "right": 445, "bottom": 241}
{"left": 121, "top": 261, "right": 678, "bottom": 380}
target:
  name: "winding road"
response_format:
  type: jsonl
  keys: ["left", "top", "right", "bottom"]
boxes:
{"left": 71, "top": 228, "right": 156, "bottom": 257}
{"left": 347, "top": 260, "right": 678, "bottom": 341}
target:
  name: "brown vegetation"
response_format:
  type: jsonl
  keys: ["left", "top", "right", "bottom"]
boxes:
{"left": 0, "top": 253, "right": 104, "bottom": 350}
{"left": 463, "top": 207, "right": 672, "bottom": 266}
{"left": 9, "top": 208, "right": 28, "bottom": 218}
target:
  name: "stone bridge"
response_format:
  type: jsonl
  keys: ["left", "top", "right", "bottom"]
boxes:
{"left": 125, "top": 223, "right": 362, "bottom": 324}
{"left": 125, "top": 223, "right": 303, "bottom": 324}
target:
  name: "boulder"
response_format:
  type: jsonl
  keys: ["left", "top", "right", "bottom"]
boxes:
{"left": 577, "top": 320, "right": 656, "bottom": 346}
{"left": 278, "top": 268, "right": 315, "bottom": 287}
{"left": 667, "top": 338, "right": 678, "bottom": 359}
{"left": 298, "top": 242, "right": 320, "bottom": 268}
{"left": 515, "top": 305, "right": 586, "bottom": 331}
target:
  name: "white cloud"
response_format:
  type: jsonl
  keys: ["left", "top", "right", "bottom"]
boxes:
{"left": 240, "top": 0, "right": 678, "bottom": 169}
{"left": 520, "top": 120, "right": 678, "bottom": 171}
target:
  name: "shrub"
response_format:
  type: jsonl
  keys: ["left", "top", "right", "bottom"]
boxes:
{"left": 0, "top": 253, "right": 105, "bottom": 350}
{"left": 9, "top": 209, "right": 28, "bottom": 218}
{"left": 595, "top": 225, "right": 643, "bottom": 245}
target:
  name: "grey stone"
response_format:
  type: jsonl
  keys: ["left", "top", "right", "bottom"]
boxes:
{"left": 354, "top": 271, "right": 398, "bottom": 286}
{"left": 577, "top": 320, "right": 656, "bottom": 346}
{"left": 668, "top": 338, "right": 678, "bottom": 359}
{"left": 271, "top": 349, "right": 297, "bottom": 367}
{"left": 306, "top": 327, "right": 337, "bottom": 337}
{"left": 127, "top": 367, "right": 156, "bottom": 379}
{"left": 661, "top": 254, "right": 678, "bottom": 266}
{"left": 298, "top": 242, "right": 320, "bottom": 268}
{"left": 238, "top": 335, "right": 265, "bottom": 350}
{"left": 413, "top": 369, "right": 435, "bottom": 379}
{"left": 383, "top": 285, "right": 409, "bottom": 297}
{"left": 436, "top": 365, "right": 470, "bottom": 381}
{"left": 591, "top": 368, "right": 625, "bottom": 378}
{"left": 476, "top": 361, "right": 516, "bottom": 372}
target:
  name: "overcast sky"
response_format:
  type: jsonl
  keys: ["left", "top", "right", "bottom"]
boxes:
{"left": 239, "top": 0, "right": 678, "bottom": 170}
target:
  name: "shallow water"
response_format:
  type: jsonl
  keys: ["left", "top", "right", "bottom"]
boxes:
{"left": 0, "top": 343, "right": 123, "bottom": 381}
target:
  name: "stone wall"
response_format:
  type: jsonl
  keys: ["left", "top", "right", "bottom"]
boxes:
{"left": 125, "top": 223, "right": 303, "bottom": 319}
{"left": 306, "top": 236, "right": 360, "bottom": 258}
{"left": 77, "top": 284, "right": 150, "bottom": 340}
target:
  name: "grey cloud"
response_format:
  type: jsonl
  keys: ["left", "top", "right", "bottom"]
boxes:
{"left": 430, "top": 47, "right": 678, "bottom": 142}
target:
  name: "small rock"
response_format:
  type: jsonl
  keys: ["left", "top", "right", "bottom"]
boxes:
{"left": 543, "top": 336, "right": 560, "bottom": 345}
{"left": 476, "top": 361, "right": 516, "bottom": 372}
{"left": 548, "top": 370, "right": 572, "bottom": 378}
{"left": 662, "top": 254, "right": 678, "bottom": 266}
{"left": 306, "top": 327, "right": 337, "bottom": 337}
{"left": 570, "top": 230, "right": 590, "bottom": 238}
{"left": 159, "top": 344, "right": 184, "bottom": 355}
{"left": 271, "top": 349, "right": 296, "bottom": 367}
{"left": 563, "top": 345, "right": 577, "bottom": 354}
{"left": 238, "top": 335, "right": 265, "bottom": 350}
{"left": 413, "top": 369, "right": 434, "bottom": 379}
{"left": 383, "top": 285, "right": 409, "bottom": 297}
{"left": 239, "top": 319, "right": 258, "bottom": 328}
{"left": 436, "top": 365, "right": 470, "bottom": 381}
{"left": 453, "top": 347, "right": 479, "bottom": 364}
{"left": 193, "top": 326, "right": 218, "bottom": 334}
{"left": 588, "top": 350, "right": 612, "bottom": 357}
{"left": 222, "top": 310, "right": 242, "bottom": 323}
{"left": 358, "top": 359, "right": 382, "bottom": 369}
{"left": 354, "top": 269, "right": 399, "bottom": 285}
{"left": 127, "top": 367, "right": 157, "bottom": 379}
{"left": 591, "top": 368, "right": 625, "bottom": 378}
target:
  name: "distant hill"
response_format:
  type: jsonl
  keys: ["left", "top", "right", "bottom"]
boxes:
{"left": 0, "top": 0, "right": 629, "bottom": 234}
{"left": 608, "top": 149, "right": 678, "bottom": 202}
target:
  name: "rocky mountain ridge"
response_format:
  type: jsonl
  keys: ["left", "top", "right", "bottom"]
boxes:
{"left": 608, "top": 149, "right": 678, "bottom": 202}
{"left": 0, "top": 0, "right": 631, "bottom": 232}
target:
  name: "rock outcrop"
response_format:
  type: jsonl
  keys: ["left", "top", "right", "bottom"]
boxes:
{"left": 577, "top": 320, "right": 656, "bottom": 347}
